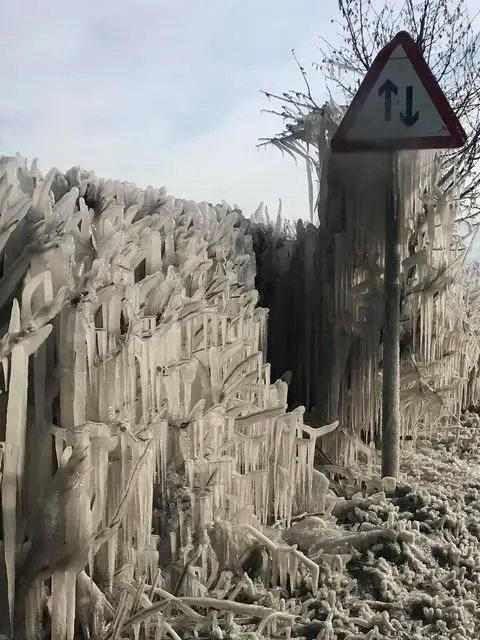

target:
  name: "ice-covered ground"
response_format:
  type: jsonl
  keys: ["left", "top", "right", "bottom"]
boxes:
{"left": 175, "top": 424, "right": 480, "bottom": 639}
{"left": 277, "top": 425, "right": 480, "bottom": 640}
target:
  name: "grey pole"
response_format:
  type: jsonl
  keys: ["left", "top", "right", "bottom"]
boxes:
{"left": 382, "top": 151, "right": 401, "bottom": 479}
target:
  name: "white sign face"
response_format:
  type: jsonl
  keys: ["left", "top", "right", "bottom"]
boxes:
{"left": 331, "top": 31, "right": 465, "bottom": 151}
{"left": 344, "top": 45, "right": 450, "bottom": 142}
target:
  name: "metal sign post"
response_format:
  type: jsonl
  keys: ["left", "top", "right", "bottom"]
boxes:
{"left": 330, "top": 30, "right": 467, "bottom": 479}
{"left": 382, "top": 152, "right": 401, "bottom": 478}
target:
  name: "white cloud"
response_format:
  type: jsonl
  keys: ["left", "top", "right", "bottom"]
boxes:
{"left": 0, "top": 0, "right": 336, "bottom": 219}
{"left": 144, "top": 95, "right": 312, "bottom": 217}
{"left": 14, "top": 0, "right": 478, "bottom": 221}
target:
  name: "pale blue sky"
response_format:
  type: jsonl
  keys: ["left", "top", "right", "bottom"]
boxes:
{"left": 0, "top": 0, "right": 477, "bottom": 220}
{"left": 0, "top": 0, "right": 339, "bottom": 216}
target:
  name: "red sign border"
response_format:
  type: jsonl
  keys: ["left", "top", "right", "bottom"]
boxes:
{"left": 330, "top": 31, "right": 467, "bottom": 152}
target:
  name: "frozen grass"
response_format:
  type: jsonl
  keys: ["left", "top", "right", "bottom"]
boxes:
{"left": 1, "top": 154, "right": 479, "bottom": 640}
{"left": 284, "top": 424, "right": 480, "bottom": 639}
{"left": 0, "top": 155, "right": 334, "bottom": 639}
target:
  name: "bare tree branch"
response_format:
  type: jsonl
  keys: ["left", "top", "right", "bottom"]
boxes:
{"left": 261, "top": 0, "right": 480, "bottom": 220}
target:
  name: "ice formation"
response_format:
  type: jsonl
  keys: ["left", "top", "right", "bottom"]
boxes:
{"left": 1, "top": 154, "right": 479, "bottom": 640}
{"left": 0, "top": 155, "right": 339, "bottom": 639}
{"left": 324, "top": 150, "right": 471, "bottom": 444}
{"left": 252, "top": 146, "right": 477, "bottom": 472}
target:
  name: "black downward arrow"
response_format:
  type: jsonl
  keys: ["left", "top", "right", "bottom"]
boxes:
{"left": 378, "top": 79, "right": 398, "bottom": 122}
{"left": 399, "top": 86, "right": 419, "bottom": 127}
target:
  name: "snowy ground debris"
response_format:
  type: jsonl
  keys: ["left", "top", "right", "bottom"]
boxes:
{"left": 282, "top": 425, "right": 480, "bottom": 640}
{"left": 174, "top": 425, "right": 480, "bottom": 640}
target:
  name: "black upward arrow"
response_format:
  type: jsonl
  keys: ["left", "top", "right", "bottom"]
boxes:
{"left": 399, "top": 86, "right": 419, "bottom": 127}
{"left": 378, "top": 79, "right": 398, "bottom": 122}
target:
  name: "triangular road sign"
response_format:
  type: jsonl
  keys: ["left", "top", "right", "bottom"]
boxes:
{"left": 331, "top": 31, "right": 467, "bottom": 152}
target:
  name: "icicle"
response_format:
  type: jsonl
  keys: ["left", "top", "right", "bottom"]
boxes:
{"left": 3, "top": 316, "right": 51, "bottom": 627}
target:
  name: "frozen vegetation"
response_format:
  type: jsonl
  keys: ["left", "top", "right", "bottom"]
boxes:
{"left": 287, "top": 423, "right": 480, "bottom": 639}
{"left": 0, "top": 154, "right": 478, "bottom": 640}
